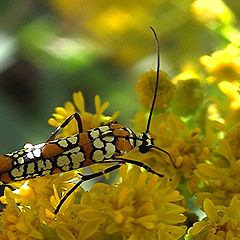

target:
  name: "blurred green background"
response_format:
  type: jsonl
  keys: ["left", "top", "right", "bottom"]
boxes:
{"left": 0, "top": 0, "right": 239, "bottom": 153}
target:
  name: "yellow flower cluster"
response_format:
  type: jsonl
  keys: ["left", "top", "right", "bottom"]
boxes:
{"left": 187, "top": 196, "right": 240, "bottom": 239}
{"left": 200, "top": 44, "right": 240, "bottom": 83}
{"left": 0, "top": 188, "right": 45, "bottom": 240}
{"left": 48, "top": 91, "right": 119, "bottom": 137}
{"left": 0, "top": 166, "right": 186, "bottom": 240}
{"left": 56, "top": 166, "right": 186, "bottom": 240}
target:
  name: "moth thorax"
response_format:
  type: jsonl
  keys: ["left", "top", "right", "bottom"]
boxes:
{"left": 135, "top": 132, "right": 154, "bottom": 154}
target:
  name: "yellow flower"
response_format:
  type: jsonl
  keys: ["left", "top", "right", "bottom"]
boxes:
{"left": 52, "top": 165, "right": 186, "bottom": 240}
{"left": 191, "top": 0, "right": 234, "bottom": 24}
{"left": 135, "top": 70, "right": 175, "bottom": 111}
{"left": 200, "top": 44, "right": 240, "bottom": 82}
{"left": 0, "top": 188, "right": 46, "bottom": 240}
{"left": 0, "top": 171, "right": 79, "bottom": 224}
{"left": 193, "top": 138, "right": 240, "bottom": 206}
{"left": 48, "top": 91, "right": 119, "bottom": 138}
{"left": 171, "top": 71, "right": 204, "bottom": 116}
{"left": 186, "top": 196, "right": 240, "bottom": 239}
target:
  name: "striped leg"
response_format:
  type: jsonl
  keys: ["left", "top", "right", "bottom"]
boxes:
{"left": 54, "top": 164, "right": 122, "bottom": 214}
{"left": 47, "top": 113, "right": 83, "bottom": 142}
{"left": 55, "top": 157, "right": 164, "bottom": 214}
{"left": 105, "top": 157, "right": 164, "bottom": 178}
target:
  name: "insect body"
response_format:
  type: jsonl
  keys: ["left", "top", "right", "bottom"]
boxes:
{"left": 0, "top": 121, "right": 160, "bottom": 184}
{"left": 0, "top": 27, "right": 173, "bottom": 213}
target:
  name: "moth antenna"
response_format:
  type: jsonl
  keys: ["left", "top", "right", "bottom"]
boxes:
{"left": 145, "top": 27, "right": 160, "bottom": 133}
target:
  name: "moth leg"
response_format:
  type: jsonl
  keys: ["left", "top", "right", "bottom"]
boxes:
{"left": 54, "top": 164, "right": 121, "bottom": 214}
{"left": 47, "top": 112, "right": 83, "bottom": 142}
{"left": 105, "top": 157, "right": 164, "bottom": 178}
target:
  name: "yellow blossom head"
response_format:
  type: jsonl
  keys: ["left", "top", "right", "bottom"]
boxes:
{"left": 48, "top": 91, "right": 119, "bottom": 138}
{"left": 171, "top": 72, "right": 204, "bottom": 116}
{"left": 200, "top": 44, "right": 240, "bottom": 82}
{"left": 136, "top": 70, "right": 175, "bottom": 111}
{"left": 75, "top": 166, "right": 186, "bottom": 240}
